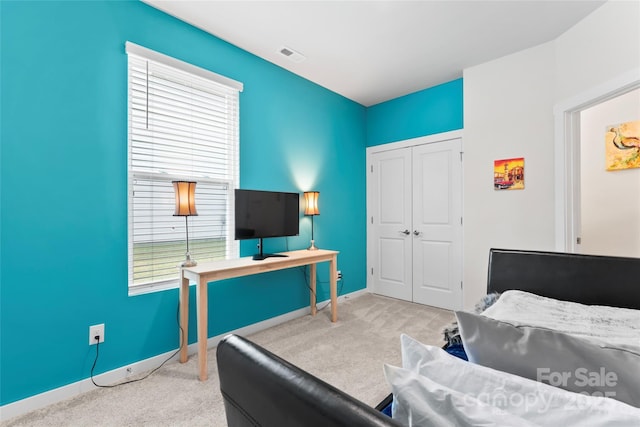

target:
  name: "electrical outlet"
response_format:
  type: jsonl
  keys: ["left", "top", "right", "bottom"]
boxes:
{"left": 337, "top": 270, "right": 342, "bottom": 281}
{"left": 89, "top": 324, "right": 105, "bottom": 345}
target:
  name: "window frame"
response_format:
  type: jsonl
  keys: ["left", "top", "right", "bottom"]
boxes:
{"left": 126, "top": 42, "right": 242, "bottom": 296}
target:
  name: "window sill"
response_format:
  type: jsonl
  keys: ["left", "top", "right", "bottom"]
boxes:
{"left": 128, "top": 279, "right": 180, "bottom": 297}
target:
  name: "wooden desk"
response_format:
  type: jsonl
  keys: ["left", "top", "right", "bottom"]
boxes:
{"left": 179, "top": 249, "right": 339, "bottom": 380}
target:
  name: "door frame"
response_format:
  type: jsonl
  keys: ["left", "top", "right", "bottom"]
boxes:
{"left": 553, "top": 69, "right": 640, "bottom": 252}
{"left": 366, "top": 129, "right": 464, "bottom": 295}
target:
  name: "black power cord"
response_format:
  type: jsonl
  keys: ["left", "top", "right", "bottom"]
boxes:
{"left": 300, "top": 265, "right": 344, "bottom": 312}
{"left": 90, "top": 302, "right": 184, "bottom": 388}
{"left": 286, "top": 237, "right": 344, "bottom": 312}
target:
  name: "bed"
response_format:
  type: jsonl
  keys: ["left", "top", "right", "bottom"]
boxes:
{"left": 216, "top": 248, "right": 640, "bottom": 426}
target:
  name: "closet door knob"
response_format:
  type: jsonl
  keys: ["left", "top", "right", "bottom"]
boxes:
{"left": 401, "top": 229, "right": 410, "bottom": 235}
{"left": 413, "top": 230, "right": 421, "bottom": 236}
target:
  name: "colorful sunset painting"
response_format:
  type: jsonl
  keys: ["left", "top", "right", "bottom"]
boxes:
{"left": 494, "top": 157, "right": 525, "bottom": 190}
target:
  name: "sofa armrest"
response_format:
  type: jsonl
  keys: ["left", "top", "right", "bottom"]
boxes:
{"left": 216, "top": 334, "right": 400, "bottom": 427}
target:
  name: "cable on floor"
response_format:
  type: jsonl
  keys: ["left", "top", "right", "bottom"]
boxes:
{"left": 90, "top": 302, "right": 184, "bottom": 388}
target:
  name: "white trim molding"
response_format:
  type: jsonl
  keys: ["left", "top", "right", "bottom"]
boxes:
{"left": 366, "top": 129, "right": 464, "bottom": 155}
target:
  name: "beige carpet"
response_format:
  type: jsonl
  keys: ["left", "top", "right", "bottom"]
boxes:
{"left": 3, "top": 293, "right": 454, "bottom": 426}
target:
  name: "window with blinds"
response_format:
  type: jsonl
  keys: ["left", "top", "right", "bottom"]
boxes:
{"left": 126, "top": 42, "right": 242, "bottom": 293}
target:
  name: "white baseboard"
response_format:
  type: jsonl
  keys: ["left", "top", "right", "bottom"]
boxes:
{"left": 0, "top": 289, "right": 367, "bottom": 422}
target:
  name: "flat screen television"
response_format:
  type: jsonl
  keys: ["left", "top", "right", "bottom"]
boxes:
{"left": 235, "top": 189, "right": 300, "bottom": 260}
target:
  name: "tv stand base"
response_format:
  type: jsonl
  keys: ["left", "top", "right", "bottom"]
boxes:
{"left": 252, "top": 253, "right": 288, "bottom": 261}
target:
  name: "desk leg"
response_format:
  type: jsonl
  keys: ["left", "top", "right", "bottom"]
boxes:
{"left": 179, "top": 275, "right": 189, "bottom": 363}
{"left": 330, "top": 255, "right": 338, "bottom": 322}
{"left": 310, "top": 263, "right": 317, "bottom": 316}
{"left": 196, "top": 278, "right": 208, "bottom": 381}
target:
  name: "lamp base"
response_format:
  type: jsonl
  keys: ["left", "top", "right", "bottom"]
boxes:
{"left": 180, "top": 252, "right": 197, "bottom": 267}
{"left": 307, "top": 240, "right": 318, "bottom": 251}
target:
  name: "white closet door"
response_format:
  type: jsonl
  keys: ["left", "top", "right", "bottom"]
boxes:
{"left": 370, "top": 148, "right": 413, "bottom": 301}
{"left": 411, "top": 139, "right": 462, "bottom": 310}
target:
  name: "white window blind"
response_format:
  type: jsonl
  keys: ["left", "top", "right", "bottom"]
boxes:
{"left": 126, "top": 42, "right": 242, "bottom": 293}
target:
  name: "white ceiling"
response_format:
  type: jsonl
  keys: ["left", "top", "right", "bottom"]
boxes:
{"left": 144, "top": 0, "right": 605, "bottom": 106}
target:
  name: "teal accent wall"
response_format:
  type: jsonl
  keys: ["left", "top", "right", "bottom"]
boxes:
{"left": 0, "top": 0, "right": 366, "bottom": 405}
{"left": 366, "top": 78, "right": 463, "bottom": 146}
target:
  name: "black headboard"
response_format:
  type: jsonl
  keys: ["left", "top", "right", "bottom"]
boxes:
{"left": 487, "top": 248, "right": 640, "bottom": 310}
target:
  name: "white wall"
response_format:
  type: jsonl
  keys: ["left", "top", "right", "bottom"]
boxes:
{"left": 462, "top": 0, "right": 640, "bottom": 309}
{"left": 555, "top": 1, "right": 640, "bottom": 102}
{"left": 580, "top": 88, "right": 640, "bottom": 257}
{"left": 463, "top": 42, "right": 557, "bottom": 308}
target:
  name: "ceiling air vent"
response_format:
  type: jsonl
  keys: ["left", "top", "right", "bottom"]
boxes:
{"left": 278, "top": 46, "right": 306, "bottom": 63}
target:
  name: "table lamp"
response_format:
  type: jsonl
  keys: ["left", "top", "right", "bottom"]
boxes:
{"left": 304, "top": 191, "right": 319, "bottom": 250}
{"left": 173, "top": 181, "right": 198, "bottom": 267}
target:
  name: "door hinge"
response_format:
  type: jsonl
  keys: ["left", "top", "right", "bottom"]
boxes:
{"left": 371, "top": 216, "right": 374, "bottom": 224}
{"left": 461, "top": 281, "right": 463, "bottom": 289}
{"left": 460, "top": 217, "right": 463, "bottom": 225}
{"left": 370, "top": 164, "right": 373, "bottom": 173}
{"left": 460, "top": 151, "right": 463, "bottom": 161}
{"left": 577, "top": 237, "right": 582, "bottom": 244}
{"left": 371, "top": 267, "right": 374, "bottom": 275}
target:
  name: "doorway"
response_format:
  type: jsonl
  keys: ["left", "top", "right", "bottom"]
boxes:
{"left": 554, "top": 71, "right": 640, "bottom": 254}
{"left": 579, "top": 89, "right": 640, "bottom": 257}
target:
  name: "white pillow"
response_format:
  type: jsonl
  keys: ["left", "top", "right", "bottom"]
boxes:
{"left": 384, "top": 364, "right": 537, "bottom": 427}
{"left": 386, "top": 334, "right": 640, "bottom": 426}
{"left": 456, "top": 311, "right": 640, "bottom": 408}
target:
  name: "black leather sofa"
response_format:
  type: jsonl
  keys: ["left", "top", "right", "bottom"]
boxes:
{"left": 216, "top": 334, "right": 400, "bottom": 427}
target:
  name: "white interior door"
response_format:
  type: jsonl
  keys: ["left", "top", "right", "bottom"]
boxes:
{"left": 411, "top": 140, "right": 462, "bottom": 309}
{"left": 370, "top": 148, "right": 412, "bottom": 301}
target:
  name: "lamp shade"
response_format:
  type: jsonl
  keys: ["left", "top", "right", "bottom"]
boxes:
{"left": 172, "top": 181, "right": 198, "bottom": 216}
{"left": 304, "top": 191, "right": 320, "bottom": 216}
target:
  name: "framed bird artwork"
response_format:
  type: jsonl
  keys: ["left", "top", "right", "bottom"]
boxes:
{"left": 605, "top": 120, "right": 640, "bottom": 171}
